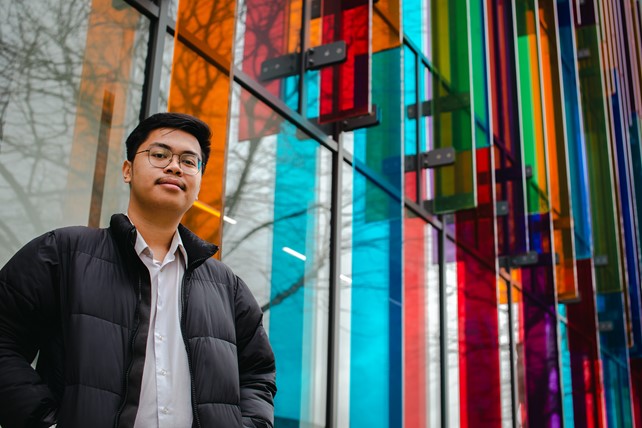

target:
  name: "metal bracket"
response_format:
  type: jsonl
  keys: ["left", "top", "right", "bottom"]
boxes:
{"left": 594, "top": 255, "right": 608, "bottom": 267}
{"left": 496, "top": 200, "right": 509, "bottom": 217}
{"left": 407, "top": 93, "right": 471, "bottom": 119}
{"left": 404, "top": 147, "right": 455, "bottom": 172}
{"left": 260, "top": 41, "right": 347, "bottom": 81}
{"left": 307, "top": 41, "right": 347, "bottom": 70}
{"left": 339, "top": 105, "right": 380, "bottom": 132}
{"left": 260, "top": 53, "right": 300, "bottom": 81}
{"left": 509, "top": 251, "right": 539, "bottom": 267}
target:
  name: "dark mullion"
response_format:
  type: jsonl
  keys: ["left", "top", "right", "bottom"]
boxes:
{"left": 123, "top": 0, "right": 160, "bottom": 19}
{"left": 438, "top": 214, "right": 449, "bottom": 428}
{"left": 415, "top": 50, "right": 423, "bottom": 205}
{"left": 139, "top": 0, "right": 169, "bottom": 118}
{"left": 325, "top": 123, "right": 343, "bottom": 428}
{"left": 297, "top": 0, "right": 311, "bottom": 118}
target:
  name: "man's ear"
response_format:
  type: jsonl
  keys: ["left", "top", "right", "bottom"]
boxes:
{"left": 122, "top": 160, "right": 132, "bottom": 183}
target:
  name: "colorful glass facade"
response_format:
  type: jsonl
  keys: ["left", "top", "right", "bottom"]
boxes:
{"left": 2, "top": 0, "right": 642, "bottom": 426}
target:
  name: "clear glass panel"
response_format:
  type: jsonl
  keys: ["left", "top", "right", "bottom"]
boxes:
{"left": 0, "top": 0, "right": 147, "bottom": 264}
{"left": 497, "top": 278, "right": 514, "bottom": 428}
{"left": 444, "top": 237, "right": 460, "bottom": 426}
{"left": 337, "top": 161, "right": 354, "bottom": 428}
{"left": 222, "top": 83, "right": 332, "bottom": 428}
{"left": 158, "top": 33, "right": 175, "bottom": 113}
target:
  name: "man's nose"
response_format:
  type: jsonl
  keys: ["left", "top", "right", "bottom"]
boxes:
{"left": 164, "top": 154, "right": 183, "bottom": 174}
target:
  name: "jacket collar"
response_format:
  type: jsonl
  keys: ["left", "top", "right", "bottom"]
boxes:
{"left": 110, "top": 213, "right": 219, "bottom": 271}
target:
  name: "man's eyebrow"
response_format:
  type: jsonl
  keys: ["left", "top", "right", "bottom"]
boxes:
{"left": 149, "top": 142, "right": 200, "bottom": 157}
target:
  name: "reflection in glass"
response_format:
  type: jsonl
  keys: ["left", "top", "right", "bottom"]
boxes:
{"left": 0, "top": 0, "right": 147, "bottom": 265}
{"left": 223, "top": 84, "right": 331, "bottom": 428}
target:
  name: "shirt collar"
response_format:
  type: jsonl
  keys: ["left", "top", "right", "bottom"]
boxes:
{"left": 128, "top": 214, "right": 188, "bottom": 266}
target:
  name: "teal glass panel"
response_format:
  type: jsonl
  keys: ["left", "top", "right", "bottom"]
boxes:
{"left": 353, "top": 48, "right": 403, "bottom": 194}
{"left": 402, "top": 0, "right": 425, "bottom": 52}
{"left": 404, "top": 46, "right": 420, "bottom": 202}
{"left": 348, "top": 169, "right": 403, "bottom": 427}
{"left": 597, "top": 293, "right": 634, "bottom": 427}
{"left": 429, "top": 0, "right": 476, "bottom": 213}
{"left": 576, "top": 7, "right": 623, "bottom": 293}
{"left": 556, "top": 0, "right": 592, "bottom": 260}
{"left": 222, "top": 86, "right": 332, "bottom": 428}
{"left": 558, "top": 304, "right": 576, "bottom": 428}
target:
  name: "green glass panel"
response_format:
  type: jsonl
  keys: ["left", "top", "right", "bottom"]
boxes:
{"left": 430, "top": 0, "right": 476, "bottom": 213}
{"left": 514, "top": 0, "right": 549, "bottom": 215}
{"left": 470, "top": 0, "right": 490, "bottom": 150}
{"left": 576, "top": 25, "right": 623, "bottom": 293}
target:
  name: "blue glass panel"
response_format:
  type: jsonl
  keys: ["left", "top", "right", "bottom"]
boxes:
{"left": 349, "top": 177, "right": 402, "bottom": 426}
{"left": 629, "top": 117, "right": 642, "bottom": 358}
{"left": 558, "top": 304, "right": 576, "bottom": 427}
{"left": 556, "top": 0, "right": 592, "bottom": 259}
{"left": 269, "top": 132, "right": 323, "bottom": 425}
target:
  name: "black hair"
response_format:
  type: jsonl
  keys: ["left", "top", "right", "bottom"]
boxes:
{"left": 125, "top": 112, "right": 212, "bottom": 173}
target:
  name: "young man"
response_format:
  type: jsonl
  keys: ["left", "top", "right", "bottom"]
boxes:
{"left": 0, "top": 113, "right": 276, "bottom": 427}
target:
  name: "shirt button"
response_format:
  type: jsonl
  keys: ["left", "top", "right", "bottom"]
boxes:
{"left": 161, "top": 407, "right": 170, "bottom": 414}
{"left": 160, "top": 369, "right": 168, "bottom": 376}
{"left": 156, "top": 333, "right": 164, "bottom": 341}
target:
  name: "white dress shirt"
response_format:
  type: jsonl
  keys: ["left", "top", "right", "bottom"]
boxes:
{"left": 132, "top": 229, "right": 193, "bottom": 428}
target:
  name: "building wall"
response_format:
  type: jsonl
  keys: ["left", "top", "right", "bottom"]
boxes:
{"left": 1, "top": 0, "right": 642, "bottom": 426}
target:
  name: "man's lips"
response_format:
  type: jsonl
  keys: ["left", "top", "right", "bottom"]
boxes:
{"left": 156, "top": 177, "right": 186, "bottom": 190}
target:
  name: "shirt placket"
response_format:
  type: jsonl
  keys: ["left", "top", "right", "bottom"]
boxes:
{"left": 155, "top": 256, "right": 173, "bottom": 422}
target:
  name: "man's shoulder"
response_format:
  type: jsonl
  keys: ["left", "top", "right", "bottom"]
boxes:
{"left": 46, "top": 224, "right": 115, "bottom": 256}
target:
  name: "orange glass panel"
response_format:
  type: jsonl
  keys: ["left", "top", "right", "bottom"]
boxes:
{"left": 170, "top": 0, "right": 236, "bottom": 254}
{"left": 538, "top": 1, "right": 578, "bottom": 301}
{"left": 66, "top": 0, "right": 139, "bottom": 226}
{"left": 373, "top": 0, "right": 401, "bottom": 52}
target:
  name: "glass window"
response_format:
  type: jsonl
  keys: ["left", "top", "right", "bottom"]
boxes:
{"left": 337, "top": 165, "right": 403, "bottom": 426}
{"left": 403, "top": 211, "right": 439, "bottom": 427}
{"left": 0, "top": 1, "right": 148, "bottom": 264}
{"left": 222, "top": 83, "right": 332, "bottom": 428}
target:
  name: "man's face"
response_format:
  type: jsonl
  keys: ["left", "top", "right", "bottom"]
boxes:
{"left": 123, "top": 128, "right": 203, "bottom": 217}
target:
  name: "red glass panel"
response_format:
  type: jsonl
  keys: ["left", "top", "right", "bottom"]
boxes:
{"left": 404, "top": 216, "right": 426, "bottom": 428}
{"left": 455, "top": 148, "right": 501, "bottom": 427}
{"left": 238, "top": 0, "right": 298, "bottom": 139}
{"left": 566, "top": 259, "right": 607, "bottom": 427}
{"left": 319, "top": 0, "right": 371, "bottom": 123}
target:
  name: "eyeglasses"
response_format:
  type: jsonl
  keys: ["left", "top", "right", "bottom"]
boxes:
{"left": 135, "top": 146, "right": 202, "bottom": 176}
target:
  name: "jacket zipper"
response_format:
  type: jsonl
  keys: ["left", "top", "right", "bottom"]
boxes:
{"left": 114, "top": 276, "right": 142, "bottom": 428}
{"left": 181, "top": 264, "right": 203, "bottom": 428}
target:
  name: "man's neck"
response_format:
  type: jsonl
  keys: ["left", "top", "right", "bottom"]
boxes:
{"left": 127, "top": 207, "right": 181, "bottom": 262}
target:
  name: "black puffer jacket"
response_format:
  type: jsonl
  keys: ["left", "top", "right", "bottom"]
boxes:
{"left": 0, "top": 214, "right": 276, "bottom": 428}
